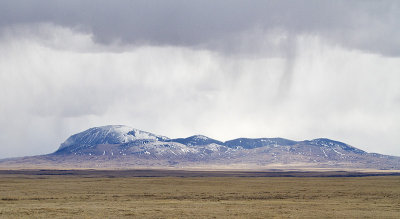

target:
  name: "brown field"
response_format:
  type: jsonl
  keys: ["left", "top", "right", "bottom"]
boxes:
{"left": 1, "top": 170, "right": 400, "bottom": 218}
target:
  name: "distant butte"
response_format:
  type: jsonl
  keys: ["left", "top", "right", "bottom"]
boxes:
{"left": 1, "top": 125, "right": 399, "bottom": 170}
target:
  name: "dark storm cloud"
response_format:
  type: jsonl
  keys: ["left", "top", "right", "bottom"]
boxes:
{"left": 1, "top": 0, "right": 399, "bottom": 56}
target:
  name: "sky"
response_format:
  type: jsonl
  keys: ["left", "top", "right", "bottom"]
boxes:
{"left": 0, "top": 0, "right": 399, "bottom": 159}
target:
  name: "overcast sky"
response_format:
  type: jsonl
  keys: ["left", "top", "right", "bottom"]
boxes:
{"left": 1, "top": 0, "right": 399, "bottom": 159}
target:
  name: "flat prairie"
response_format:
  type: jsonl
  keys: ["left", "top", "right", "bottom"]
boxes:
{"left": 0, "top": 170, "right": 399, "bottom": 218}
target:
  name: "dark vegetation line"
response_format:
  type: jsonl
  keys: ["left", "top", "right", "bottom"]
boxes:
{"left": 1, "top": 169, "right": 399, "bottom": 178}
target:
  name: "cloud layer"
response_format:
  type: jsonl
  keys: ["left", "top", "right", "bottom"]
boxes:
{"left": 1, "top": 0, "right": 400, "bottom": 56}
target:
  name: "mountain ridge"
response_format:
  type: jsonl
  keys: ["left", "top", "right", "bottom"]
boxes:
{"left": 1, "top": 125, "right": 399, "bottom": 170}
{"left": 54, "top": 125, "right": 361, "bottom": 154}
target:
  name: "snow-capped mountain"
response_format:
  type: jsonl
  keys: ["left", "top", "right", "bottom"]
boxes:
{"left": 59, "top": 125, "right": 168, "bottom": 148}
{"left": 56, "top": 125, "right": 169, "bottom": 154}
{"left": 1, "top": 125, "right": 399, "bottom": 170}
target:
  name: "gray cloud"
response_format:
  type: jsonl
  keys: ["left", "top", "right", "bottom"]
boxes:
{"left": 1, "top": 0, "right": 399, "bottom": 56}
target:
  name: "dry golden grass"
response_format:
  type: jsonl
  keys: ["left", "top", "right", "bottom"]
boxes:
{"left": 1, "top": 173, "right": 399, "bottom": 218}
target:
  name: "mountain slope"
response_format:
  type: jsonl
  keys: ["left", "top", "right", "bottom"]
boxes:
{"left": 1, "top": 125, "right": 399, "bottom": 170}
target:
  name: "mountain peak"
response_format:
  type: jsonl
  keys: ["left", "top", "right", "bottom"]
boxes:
{"left": 305, "top": 138, "right": 366, "bottom": 154}
{"left": 171, "top": 135, "right": 223, "bottom": 146}
{"left": 192, "top": 135, "right": 211, "bottom": 140}
{"left": 57, "top": 125, "right": 168, "bottom": 153}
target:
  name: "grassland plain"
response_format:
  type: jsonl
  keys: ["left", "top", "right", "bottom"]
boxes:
{"left": 0, "top": 171, "right": 400, "bottom": 218}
